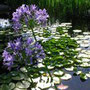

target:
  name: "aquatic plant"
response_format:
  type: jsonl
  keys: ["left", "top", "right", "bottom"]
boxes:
{"left": 12, "top": 4, "right": 49, "bottom": 41}
{"left": 2, "top": 37, "right": 45, "bottom": 70}
{"left": 42, "top": 35, "right": 79, "bottom": 67}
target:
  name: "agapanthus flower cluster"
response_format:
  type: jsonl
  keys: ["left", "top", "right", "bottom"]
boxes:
{"left": 12, "top": 4, "right": 49, "bottom": 31}
{"left": 2, "top": 37, "right": 45, "bottom": 70}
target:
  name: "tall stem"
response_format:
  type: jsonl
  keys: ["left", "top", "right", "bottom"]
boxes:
{"left": 44, "top": 62, "right": 58, "bottom": 90}
{"left": 31, "top": 28, "right": 37, "bottom": 42}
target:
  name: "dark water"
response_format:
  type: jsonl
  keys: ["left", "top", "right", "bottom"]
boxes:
{"left": 62, "top": 70, "right": 90, "bottom": 90}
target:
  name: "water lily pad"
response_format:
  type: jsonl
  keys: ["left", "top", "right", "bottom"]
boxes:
{"left": 65, "top": 66, "right": 74, "bottom": 71}
{"left": 83, "top": 32, "right": 90, "bottom": 35}
{"left": 12, "top": 76, "right": 22, "bottom": 81}
{"left": 37, "top": 81, "right": 51, "bottom": 89}
{"left": 61, "top": 74, "right": 72, "bottom": 80}
{"left": 47, "top": 66, "right": 54, "bottom": 70}
{"left": 20, "top": 67, "right": 27, "bottom": 73}
{"left": 78, "top": 54, "right": 88, "bottom": 58}
{"left": 9, "top": 83, "right": 15, "bottom": 90}
{"left": 76, "top": 71, "right": 82, "bottom": 75}
{"left": 37, "top": 63, "right": 45, "bottom": 68}
{"left": 48, "top": 88, "right": 55, "bottom": 90}
{"left": 75, "top": 48, "right": 82, "bottom": 51}
{"left": 86, "top": 73, "right": 90, "bottom": 78}
{"left": 0, "top": 84, "right": 9, "bottom": 90}
{"left": 22, "top": 81, "right": 30, "bottom": 88}
{"left": 53, "top": 71, "right": 64, "bottom": 76}
{"left": 80, "top": 63, "right": 90, "bottom": 68}
{"left": 16, "top": 81, "right": 30, "bottom": 89}
{"left": 77, "top": 40, "right": 82, "bottom": 44}
{"left": 14, "top": 88, "right": 27, "bottom": 90}
{"left": 53, "top": 77, "right": 61, "bottom": 84}
{"left": 82, "top": 58, "right": 90, "bottom": 62}
{"left": 80, "top": 44, "right": 89, "bottom": 48}
{"left": 73, "top": 30, "right": 82, "bottom": 33}
{"left": 32, "top": 77, "right": 40, "bottom": 83}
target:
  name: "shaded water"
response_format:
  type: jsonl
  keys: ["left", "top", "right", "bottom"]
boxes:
{"left": 62, "top": 71, "right": 90, "bottom": 90}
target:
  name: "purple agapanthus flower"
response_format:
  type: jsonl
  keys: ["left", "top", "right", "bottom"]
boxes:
{"left": 12, "top": 4, "right": 49, "bottom": 31}
{"left": 35, "top": 9, "right": 49, "bottom": 26}
{"left": 2, "top": 37, "right": 45, "bottom": 70}
{"left": 3, "top": 52, "right": 14, "bottom": 70}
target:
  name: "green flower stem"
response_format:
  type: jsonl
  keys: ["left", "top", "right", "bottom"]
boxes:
{"left": 31, "top": 28, "right": 37, "bottom": 42}
{"left": 44, "top": 62, "right": 58, "bottom": 90}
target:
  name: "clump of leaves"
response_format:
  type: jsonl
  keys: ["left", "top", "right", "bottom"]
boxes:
{"left": 42, "top": 35, "right": 79, "bottom": 67}
{"left": 56, "top": 26, "right": 64, "bottom": 35}
{"left": 42, "top": 28, "right": 51, "bottom": 38}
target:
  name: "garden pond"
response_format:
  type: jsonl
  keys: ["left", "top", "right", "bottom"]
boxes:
{"left": 0, "top": 3, "right": 90, "bottom": 90}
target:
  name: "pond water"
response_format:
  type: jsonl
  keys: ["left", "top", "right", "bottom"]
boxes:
{"left": 62, "top": 71, "right": 90, "bottom": 90}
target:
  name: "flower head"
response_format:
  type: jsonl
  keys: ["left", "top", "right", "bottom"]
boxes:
{"left": 12, "top": 4, "right": 49, "bottom": 31}
{"left": 2, "top": 37, "right": 45, "bottom": 70}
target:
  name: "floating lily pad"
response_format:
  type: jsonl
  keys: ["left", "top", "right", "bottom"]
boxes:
{"left": 32, "top": 77, "right": 40, "bottom": 83}
{"left": 73, "top": 30, "right": 82, "bottom": 33}
{"left": 61, "top": 74, "right": 72, "bottom": 80}
{"left": 20, "top": 67, "right": 27, "bottom": 73}
{"left": 37, "top": 63, "right": 45, "bottom": 68}
{"left": 47, "top": 66, "right": 54, "bottom": 70}
{"left": 14, "top": 88, "right": 27, "bottom": 90}
{"left": 86, "top": 73, "right": 90, "bottom": 78}
{"left": 80, "top": 44, "right": 89, "bottom": 48}
{"left": 82, "top": 58, "right": 90, "bottom": 62}
{"left": 76, "top": 71, "right": 82, "bottom": 75}
{"left": 83, "top": 32, "right": 90, "bottom": 35}
{"left": 16, "top": 81, "right": 30, "bottom": 89}
{"left": 37, "top": 81, "right": 51, "bottom": 89}
{"left": 53, "top": 77, "right": 61, "bottom": 84}
{"left": 0, "top": 84, "right": 9, "bottom": 90}
{"left": 48, "top": 88, "right": 55, "bottom": 90}
{"left": 65, "top": 66, "right": 74, "bottom": 71}
{"left": 80, "top": 63, "right": 90, "bottom": 68}
{"left": 9, "top": 83, "right": 15, "bottom": 90}
{"left": 53, "top": 71, "right": 64, "bottom": 76}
